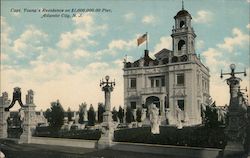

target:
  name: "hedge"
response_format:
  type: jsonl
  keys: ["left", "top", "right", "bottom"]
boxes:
{"left": 114, "top": 126, "right": 226, "bottom": 149}
{"left": 34, "top": 126, "right": 101, "bottom": 140}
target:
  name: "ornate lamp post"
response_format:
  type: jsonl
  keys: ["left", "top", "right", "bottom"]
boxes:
{"left": 100, "top": 75, "right": 115, "bottom": 122}
{"left": 98, "top": 75, "right": 115, "bottom": 149}
{"left": 220, "top": 64, "right": 248, "bottom": 156}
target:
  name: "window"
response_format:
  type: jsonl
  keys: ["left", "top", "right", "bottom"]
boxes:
{"left": 151, "top": 79, "right": 154, "bottom": 87}
{"left": 180, "top": 21, "right": 185, "bottom": 28}
{"left": 131, "top": 102, "right": 136, "bottom": 109}
{"left": 177, "top": 100, "right": 184, "bottom": 111}
{"left": 177, "top": 74, "right": 185, "bottom": 85}
{"left": 171, "top": 56, "right": 178, "bottom": 63}
{"left": 178, "top": 40, "right": 186, "bottom": 50}
{"left": 155, "top": 79, "right": 160, "bottom": 87}
{"left": 161, "top": 77, "right": 165, "bottom": 87}
{"left": 130, "top": 78, "right": 136, "bottom": 88}
{"left": 197, "top": 74, "right": 200, "bottom": 85}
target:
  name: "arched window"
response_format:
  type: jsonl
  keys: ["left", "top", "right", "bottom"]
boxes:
{"left": 180, "top": 21, "right": 185, "bottom": 28}
{"left": 178, "top": 40, "right": 186, "bottom": 50}
{"left": 171, "top": 56, "right": 178, "bottom": 63}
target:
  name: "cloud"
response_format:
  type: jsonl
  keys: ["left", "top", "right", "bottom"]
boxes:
{"left": 124, "top": 12, "right": 135, "bottom": 21}
{"left": 202, "top": 48, "right": 228, "bottom": 72}
{"left": 201, "top": 27, "right": 250, "bottom": 106}
{"left": 246, "top": 23, "right": 250, "bottom": 29}
{"left": 1, "top": 60, "right": 124, "bottom": 111}
{"left": 108, "top": 38, "right": 136, "bottom": 50}
{"left": 73, "top": 49, "right": 91, "bottom": 59}
{"left": 193, "top": 10, "right": 213, "bottom": 23}
{"left": 12, "top": 25, "right": 48, "bottom": 57}
{"left": 142, "top": 15, "right": 156, "bottom": 24}
{"left": 153, "top": 36, "right": 172, "bottom": 53}
{"left": 1, "top": 53, "right": 9, "bottom": 61}
{"left": 57, "top": 14, "right": 107, "bottom": 50}
{"left": 96, "top": 37, "right": 137, "bottom": 58}
{"left": 57, "top": 29, "right": 92, "bottom": 49}
{"left": 1, "top": 16, "right": 12, "bottom": 46}
{"left": 217, "top": 28, "right": 249, "bottom": 52}
{"left": 196, "top": 40, "right": 205, "bottom": 50}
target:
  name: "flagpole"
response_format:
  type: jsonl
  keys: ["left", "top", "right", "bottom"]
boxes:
{"left": 146, "top": 32, "right": 148, "bottom": 51}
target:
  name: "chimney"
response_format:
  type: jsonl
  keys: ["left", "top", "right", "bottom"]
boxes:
{"left": 144, "top": 49, "right": 149, "bottom": 57}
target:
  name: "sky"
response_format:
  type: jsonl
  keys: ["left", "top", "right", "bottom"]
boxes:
{"left": 1, "top": 0, "right": 249, "bottom": 111}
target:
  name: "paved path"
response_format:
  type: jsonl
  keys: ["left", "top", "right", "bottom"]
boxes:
{"left": 0, "top": 140, "right": 186, "bottom": 158}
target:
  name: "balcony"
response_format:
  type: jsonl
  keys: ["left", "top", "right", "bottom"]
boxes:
{"left": 141, "top": 87, "right": 165, "bottom": 94}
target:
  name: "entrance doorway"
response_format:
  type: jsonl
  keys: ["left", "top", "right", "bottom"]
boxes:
{"left": 145, "top": 96, "right": 160, "bottom": 108}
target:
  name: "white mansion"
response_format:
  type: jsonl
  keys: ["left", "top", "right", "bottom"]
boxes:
{"left": 123, "top": 7, "right": 210, "bottom": 126}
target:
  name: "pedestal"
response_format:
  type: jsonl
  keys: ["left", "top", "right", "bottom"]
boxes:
{"left": 103, "top": 111, "right": 112, "bottom": 123}
{"left": 0, "top": 107, "right": 9, "bottom": 139}
{"left": 223, "top": 108, "right": 247, "bottom": 157}
{"left": 98, "top": 121, "right": 115, "bottom": 149}
{"left": 19, "top": 104, "right": 36, "bottom": 144}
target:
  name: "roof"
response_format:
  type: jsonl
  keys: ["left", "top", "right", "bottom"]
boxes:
{"left": 174, "top": 9, "right": 191, "bottom": 18}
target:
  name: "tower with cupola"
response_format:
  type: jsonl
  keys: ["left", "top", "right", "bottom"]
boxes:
{"left": 171, "top": 3, "right": 196, "bottom": 56}
{"left": 123, "top": 2, "right": 210, "bottom": 126}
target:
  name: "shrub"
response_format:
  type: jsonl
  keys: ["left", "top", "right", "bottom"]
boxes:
{"left": 34, "top": 127, "right": 101, "bottom": 140}
{"left": 126, "top": 107, "right": 134, "bottom": 123}
{"left": 114, "top": 126, "right": 226, "bottom": 149}
{"left": 136, "top": 108, "right": 142, "bottom": 122}
{"left": 118, "top": 106, "right": 124, "bottom": 123}
{"left": 88, "top": 105, "right": 96, "bottom": 126}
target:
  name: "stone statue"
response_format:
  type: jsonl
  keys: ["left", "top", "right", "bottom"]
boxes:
{"left": 19, "top": 108, "right": 25, "bottom": 123}
{"left": 0, "top": 150, "right": 5, "bottom": 158}
{"left": 75, "top": 113, "right": 79, "bottom": 124}
{"left": 83, "top": 107, "right": 88, "bottom": 122}
{"left": 149, "top": 103, "right": 160, "bottom": 134}
{"left": 132, "top": 109, "right": 136, "bottom": 122}
{"left": 26, "top": 90, "right": 34, "bottom": 104}
{"left": 217, "top": 107, "right": 227, "bottom": 124}
{"left": 165, "top": 109, "right": 172, "bottom": 125}
{"left": 141, "top": 108, "right": 147, "bottom": 122}
{"left": 176, "top": 105, "right": 183, "bottom": 129}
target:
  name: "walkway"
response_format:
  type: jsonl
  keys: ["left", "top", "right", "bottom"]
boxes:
{"left": 0, "top": 139, "right": 187, "bottom": 158}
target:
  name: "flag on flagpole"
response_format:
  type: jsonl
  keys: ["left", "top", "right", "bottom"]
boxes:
{"left": 137, "top": 33, "right": 147, "bottom": 46}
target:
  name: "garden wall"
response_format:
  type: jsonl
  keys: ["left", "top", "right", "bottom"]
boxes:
{"left": 30, "top": 137, "right": 97, "bottom": 148}
{"left": 110, "top": 142, "right": 222, "bottom": 158}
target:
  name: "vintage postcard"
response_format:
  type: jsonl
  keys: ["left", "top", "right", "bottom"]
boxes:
{"left": 0, "top": 0, "right": 249, "bottom": 157}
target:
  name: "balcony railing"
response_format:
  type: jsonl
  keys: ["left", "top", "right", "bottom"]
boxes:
{"left": 141, "top": 87, "right": 165, "bottom": 94}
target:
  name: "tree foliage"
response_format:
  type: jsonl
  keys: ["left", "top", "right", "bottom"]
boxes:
{"left": 118, "top": 106, "right": 124, "bottom": 123}
{"left": 88, "top": 104, "right": 96, "bottom": 126}
{"left": 112, "top": 107, "right": 118, "bottom": 122}
{"left": 67, "top": 107, "right": 73, "bottom": 122}
{"left": 46, "top": 100, "right": 65, "bottom": 132}
{"left": 97, "top": 102, "right": 105, "bottom": 123}
{"left": 79, "top": 102, "right": 87, "bottom": 124}
{"left": 204, "top": 101, "right": 221, "bottom": 128}
{"left": 126, "top": 106, "right": 134, "bottom": 123}
{"left": 136, "top": 108, "right": 142, "bottom": 122}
